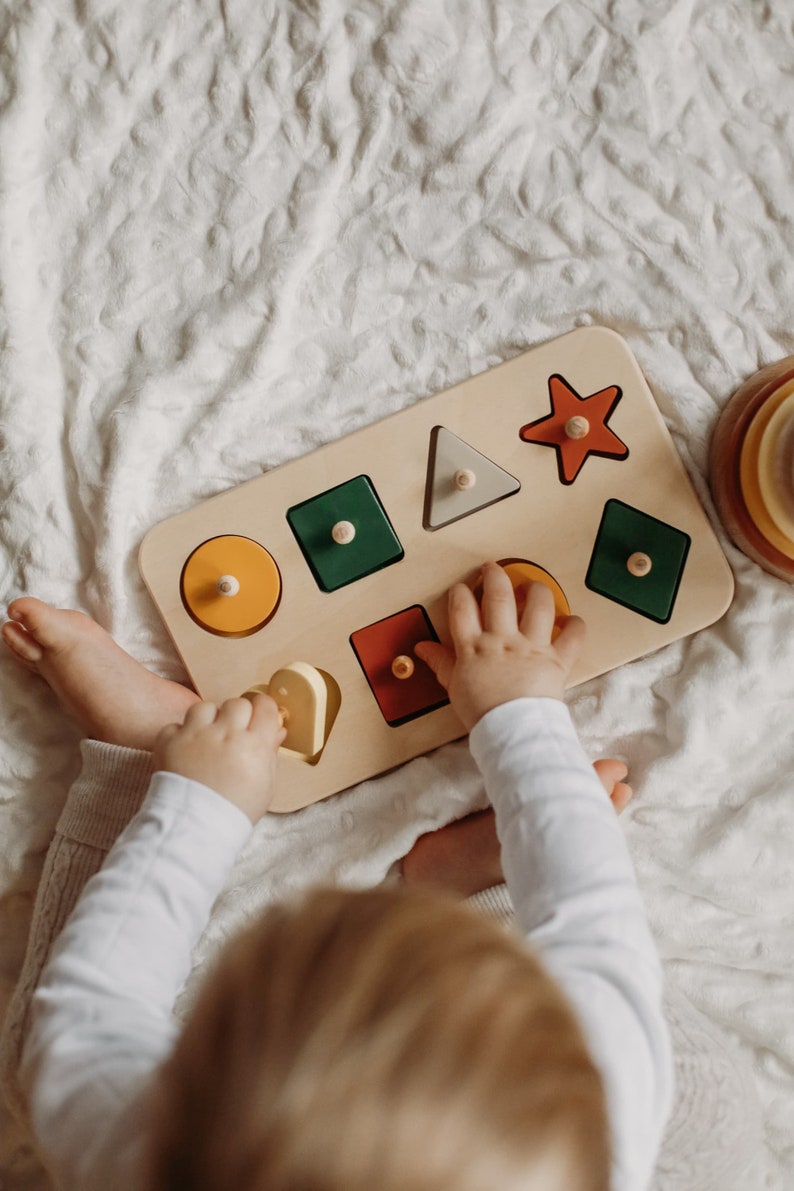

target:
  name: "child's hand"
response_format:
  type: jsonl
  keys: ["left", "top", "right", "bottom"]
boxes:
{"left": 415, "top": 562, "right": 586, "bottom": 731}
{"left": 153, "top": 695, "right": 286, "bottom": 824}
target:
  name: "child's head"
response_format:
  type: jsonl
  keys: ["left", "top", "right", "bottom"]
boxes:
{"left": 147, "top": 885, "right": 609, "bottom": 1191}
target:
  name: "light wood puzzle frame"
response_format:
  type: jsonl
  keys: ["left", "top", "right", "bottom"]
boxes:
{"left": 139, "top": 326, "right": 734, "bottom": 811}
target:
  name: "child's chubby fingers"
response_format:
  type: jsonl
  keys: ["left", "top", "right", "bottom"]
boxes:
{"left": 609, "top": 782, "right": 634, "bottom": 813}
{"left": 593, "top": 757, "right": 628, "bottom": 787}
{"left": 214, "top": 696, "right": 256, "bottom": 732}
{"left": 518, "top": 579, "right": 556, "bottom": 645}
{"left": 183, "top": 700, "right": 220, "bottom": 729}
{"left": 154, "top": 721, "right": 181, "bottom": 752}
{"left": 414, "top": 639, "right": 455, "bottom": 690}
{"left": 245, "top": 691, "right": 287, "bottom": 744}
{"left": 550, "top": 612, "right": 586, "bottom": 673}
{"left": 592, "top": 758, "right": 633, "bottom": 813}
{"left": 153, "top": 695, "right": 283, "bottom": 824}
{"left": 447, "top": 580, "right": 482, "bottom": 651}
{"left": 480, "top": 562, "right": 519, "bottom": 636}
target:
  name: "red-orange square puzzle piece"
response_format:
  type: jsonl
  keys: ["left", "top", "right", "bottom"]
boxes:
{"left": 519, "top": 373, "right": 629, "bottom": 484}
{"left": 350, "top": 606, "right": 449, "bottom": 726}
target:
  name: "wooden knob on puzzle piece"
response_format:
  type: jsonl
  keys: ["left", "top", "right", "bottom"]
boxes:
{"left": 216, "top": 574, "right": 240, "bottom": 597}
{"left": 391, "top": 655, "right": 415, "bottom": 680}
{"left": 627, "top": 552, "right": 652, "bottom": 577}
{"left": 331, "top": 520, "right": 356, "bottom": 545}
{"left": 453, "top": 468, "right": 477, "bottom": 490}
{"left": 564, "top": 416, "right": 590, "bottom": 440}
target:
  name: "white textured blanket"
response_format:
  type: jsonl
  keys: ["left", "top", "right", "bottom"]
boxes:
{"left": 1, "top": 1, "right": 792, "bottom": 1186}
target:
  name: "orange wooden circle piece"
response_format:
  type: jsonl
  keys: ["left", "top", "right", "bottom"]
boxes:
{"left": 181, "top": 535, "right": 282, "bottom": 636}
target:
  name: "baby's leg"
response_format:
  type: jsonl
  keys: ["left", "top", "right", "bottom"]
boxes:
{"left": 401, "top": 759, "right": 633, "bottom": 896}
{"left": 2, "top": 598, "right": 199, "bottom": 750}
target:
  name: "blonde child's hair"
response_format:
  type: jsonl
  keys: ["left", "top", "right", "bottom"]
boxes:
{"left": 147, "top": 884, "right": 609, "bottom": 1191}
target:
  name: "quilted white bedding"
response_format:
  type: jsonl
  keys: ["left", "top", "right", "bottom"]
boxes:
{"left": 1, "top": 1, "right": 792, "bottom": 1186}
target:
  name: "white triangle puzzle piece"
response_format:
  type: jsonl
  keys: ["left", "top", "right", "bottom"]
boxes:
{"left": 424, "top": 427, "right": 520, "bottom": 529}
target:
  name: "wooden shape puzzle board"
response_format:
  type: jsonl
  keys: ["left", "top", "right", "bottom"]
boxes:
{"left": 139, "top": 327, "right": 734, "bottom": 812}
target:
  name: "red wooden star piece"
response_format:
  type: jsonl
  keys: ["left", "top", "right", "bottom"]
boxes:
{"left": 519, "top": 373, "right": 629, "bottom": 484}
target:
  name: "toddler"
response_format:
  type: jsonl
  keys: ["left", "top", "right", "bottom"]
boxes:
{"left": 0, "top": 563, "right": 672, "bottom": 1190}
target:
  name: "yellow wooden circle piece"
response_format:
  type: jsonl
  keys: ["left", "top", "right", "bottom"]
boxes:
{"left": 739, "top": 379, "right": 794, "bottom": 561}
{"left": 181, "top": 535, "right": 282, "bottom": 636}
{"left": 499, "top": 560, "right": 571, "bottom": 640}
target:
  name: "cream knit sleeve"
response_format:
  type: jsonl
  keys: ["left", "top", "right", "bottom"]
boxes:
{"left": 0, "top": 740, "right": 153, "bottom": 1123}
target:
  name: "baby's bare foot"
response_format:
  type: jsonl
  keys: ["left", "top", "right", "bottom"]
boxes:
{"left": 400, "top": 808, "right": 504, "bottom": 898}
{"left": 2, "top": 597, "right": 199, "bottom": 751}
{"left": 401, "top": 758, "right": 633, "bottom": 897}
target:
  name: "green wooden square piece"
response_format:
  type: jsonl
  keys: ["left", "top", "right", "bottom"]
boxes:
{"left": 585, "top": 499, "right": 690, "bottom": 624}
{"left": 287, "top": 475, "right": 404, "bottom": 593}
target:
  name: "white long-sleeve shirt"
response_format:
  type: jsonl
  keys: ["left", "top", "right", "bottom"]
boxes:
{"left": 20, "top": 697, "right": 673, "bottom": 1190}
{"left": 469, "top": 699, "right": 673, "bottom": 1189}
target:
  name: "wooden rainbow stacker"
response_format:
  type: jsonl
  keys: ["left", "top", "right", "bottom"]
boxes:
{"left": 139, "top": 326, "right": 734, "bottom": 812}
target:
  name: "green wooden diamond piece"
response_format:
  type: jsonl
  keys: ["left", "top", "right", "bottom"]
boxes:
{"left": 287, "top": 475, "right": 404, "bottom": 593}
{"left": 585, "top": 499, "right": 690, "bottom": 624}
